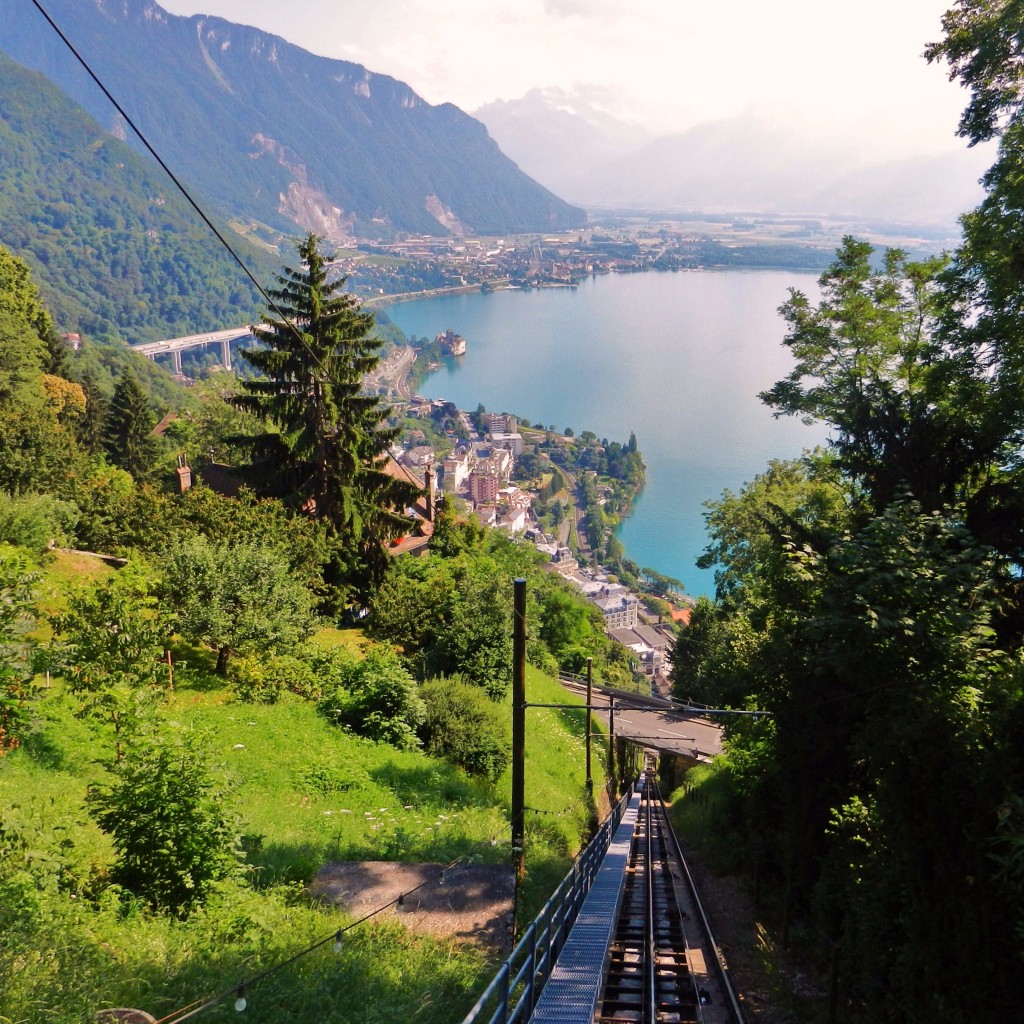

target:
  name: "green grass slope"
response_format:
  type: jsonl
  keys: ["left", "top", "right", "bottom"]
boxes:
{"left": 0, "top": 616, "right": 602, "bottom": 1022}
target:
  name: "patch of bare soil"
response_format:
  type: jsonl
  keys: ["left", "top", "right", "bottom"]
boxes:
{"left": 311, "top": 861, "right": 516, "bottom": 954}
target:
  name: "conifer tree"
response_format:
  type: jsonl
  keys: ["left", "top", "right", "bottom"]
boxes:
{"left": 77, "top": 373, "right": 109, "bottom": 455}
{"left": 235, "top": 234, "right": 419, "bottom": 601}
{"left": 103, "top": 367, "right": 159, "bottom": 480}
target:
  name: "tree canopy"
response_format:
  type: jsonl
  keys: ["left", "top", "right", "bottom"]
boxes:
{"left": 667, "top": 8, "right": 1024, "bottom": 1017}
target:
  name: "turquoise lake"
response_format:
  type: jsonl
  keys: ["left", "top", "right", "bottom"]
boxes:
{"left": 384, "top": 269, "right": 825, "bottom": 596}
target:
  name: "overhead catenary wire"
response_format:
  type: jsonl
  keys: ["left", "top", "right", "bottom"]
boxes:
{"left": 26, "top": 4, "right": 618, "bottom": 1019}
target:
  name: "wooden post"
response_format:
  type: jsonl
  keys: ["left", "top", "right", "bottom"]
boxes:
{"left": 585, "top": 657, "right": 593, "bottom": 792}
{"left": 511, "top": 578, "right": 527, "bottom": 883}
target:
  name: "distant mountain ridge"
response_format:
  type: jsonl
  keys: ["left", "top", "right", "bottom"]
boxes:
{"left": 475, "top": 96, "right": 990, "bottom": 228}
{"left": 0, "top": 0, "right": 584, "bottom": 239}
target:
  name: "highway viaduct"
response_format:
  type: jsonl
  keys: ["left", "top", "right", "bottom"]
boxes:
{"left": 130, "top": 326, "right": 253, "bottom": 374}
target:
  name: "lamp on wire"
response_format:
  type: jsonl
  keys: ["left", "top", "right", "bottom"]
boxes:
{"left": 333, "top": 930, "right": 344, "bottom": 954}
{"left": 395, "top": 893, "right": 406, "bottom": 914}
{"left": 234, "top": 986, "right": 247, "bottom": 1012}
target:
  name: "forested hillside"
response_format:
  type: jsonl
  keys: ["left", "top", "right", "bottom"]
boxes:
{"left": 0, "top": 0, "right": 584, "bottom": 238}
{"left": 0, "top": 51, "right": 277, "bottom": 347}
{"left": 667, "top": 5, "right": 1024, "bottom": 1020}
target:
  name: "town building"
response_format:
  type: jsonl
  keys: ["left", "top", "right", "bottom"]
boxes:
{"left": 400, "top": 445, "right": 435, "bottom": 470}
{"left": 442, "top": 447, "right": 473, "bottom": 492}
{"left": 591, "top": 584, "right": 639, "bottom": 629}
{"left": 468, "top": 465, "right": 500, "bottom": 504}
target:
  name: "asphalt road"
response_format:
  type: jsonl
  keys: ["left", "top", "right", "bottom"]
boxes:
{"left": 560, "top": 682, "right": 723, "bottom": 761}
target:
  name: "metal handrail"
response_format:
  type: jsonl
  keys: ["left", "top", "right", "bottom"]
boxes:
{"left": 460, "top": 786, "right": 634, "bottom": 1024}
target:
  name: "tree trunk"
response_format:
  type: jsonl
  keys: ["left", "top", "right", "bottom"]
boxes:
{"left": 216, "top": 646, "right": 231, "bottom": 676}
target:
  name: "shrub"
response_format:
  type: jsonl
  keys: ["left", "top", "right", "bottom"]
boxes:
{"left": 271, "top": 653, "right": 321, "bottom": 699}
{"left": 419, "top": 675, "right": 510, "bottom": 781}
{"left": 228, "top": 656, "right": 282, "bottom": 705}
{"left": 0, "top": 492, "right": 80, "bottom": 552}
{"left": 87, "top": 734, "right": 240, "bottom": 916}
{"left": 317, "top": 643, "right": 425, "bottom": 750}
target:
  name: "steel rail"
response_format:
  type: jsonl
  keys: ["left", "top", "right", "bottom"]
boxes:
{"left": 652, "top": 777, "right": 746, "bottom": 1024}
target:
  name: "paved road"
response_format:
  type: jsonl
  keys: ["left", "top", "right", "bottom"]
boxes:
{"left": 561, "top": 682, "right": 723, "bottom": 761}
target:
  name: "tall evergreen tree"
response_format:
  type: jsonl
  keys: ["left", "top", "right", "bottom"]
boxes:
{"left": 235, "top": 234, "right": 419, "bottom": 601}
{"left": 103, "top": 367, "right": 159, "bottom": 480}
{"left": 77, "top": 373, "right": 109, "bottom": 455}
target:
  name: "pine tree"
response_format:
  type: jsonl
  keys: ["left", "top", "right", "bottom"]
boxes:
{"left": 235, "top": 233, "right": 419, "bottom": 601}
{"left": 103, "top": 367, "right": 159, "bottom": 480}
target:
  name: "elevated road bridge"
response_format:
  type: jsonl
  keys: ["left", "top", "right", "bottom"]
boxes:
{"left": 131, "top": 326, "right": 253, "bottom": 374}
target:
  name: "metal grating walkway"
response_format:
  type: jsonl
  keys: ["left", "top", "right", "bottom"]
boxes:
{"left": 529, "top": 786, "right": 643, "bottom": 1024}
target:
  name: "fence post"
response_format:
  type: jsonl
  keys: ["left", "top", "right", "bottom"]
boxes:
{"left": 585, "top": 657, "right": 593, "bottom": 792}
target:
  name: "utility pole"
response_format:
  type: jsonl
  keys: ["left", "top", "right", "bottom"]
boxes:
{"left": 585, "top": 657, "right": 593, "bottom": 792}
{"left": 511, "top": 578, "right": 527, "bottom": 882}
{"left": 608, "top": 695, "right": 616, "bottom": 800}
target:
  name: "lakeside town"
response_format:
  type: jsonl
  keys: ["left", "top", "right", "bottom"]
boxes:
{"left": 340, "top": 219, "right": 837, "bottom": 299}
{"left": 328, "top": 211, "right": 961, "bottom": 301}
{"left": 378, "top": 349, "right": 691, "bottom": 695}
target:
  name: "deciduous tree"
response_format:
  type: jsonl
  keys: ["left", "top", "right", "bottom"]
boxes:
{"left": 160, "top": 534, "right": 317, "bottom": 675}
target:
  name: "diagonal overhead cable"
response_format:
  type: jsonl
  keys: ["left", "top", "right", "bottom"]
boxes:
{"left": 28, "top": 0, "right": 322, "bottom": 363}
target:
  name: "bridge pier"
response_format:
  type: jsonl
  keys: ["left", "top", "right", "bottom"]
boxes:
{"left": 172, "top": 350, "right": 182, "bottom": 374}
{"left": 220, "top": 339, "right": 232, "bottom": 371}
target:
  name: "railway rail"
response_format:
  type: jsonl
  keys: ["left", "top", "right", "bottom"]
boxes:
{"left": 464, "top": 766, "right": 745, "bottom": 1024}
{"left": 595, "top": 764, "right": 745, "bottom": 1024}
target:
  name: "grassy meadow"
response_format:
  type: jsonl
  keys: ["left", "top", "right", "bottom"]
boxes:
{"left": 0, "top": 554, "right": 605, "bottom": 1024}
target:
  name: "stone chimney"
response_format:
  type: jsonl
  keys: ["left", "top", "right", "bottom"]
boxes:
{"left": 424, "top": 466, "right": 435, "bottom": 522}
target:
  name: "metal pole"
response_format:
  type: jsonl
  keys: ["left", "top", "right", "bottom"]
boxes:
{"left": 511, "top": 578, "right": 527, "bottom": 883}
{"left": 608, "top": 696, "right": 616, "bottom": 800}
{"left": 585, "top": 657, "right": 593, "bottom": 792}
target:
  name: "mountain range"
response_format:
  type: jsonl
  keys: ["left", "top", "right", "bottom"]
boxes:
{"left": 0, "top": 0, "right": 584, "bottom": 241}
{"left": 475, "top": 96, "right": 991, "bottom": 229}
{"left": 0, "top": 48, "right": 276, "bottom": 347}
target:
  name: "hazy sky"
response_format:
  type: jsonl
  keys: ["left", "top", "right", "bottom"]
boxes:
{"left": 159, "top": 0, "right": 970, "bottom": 154}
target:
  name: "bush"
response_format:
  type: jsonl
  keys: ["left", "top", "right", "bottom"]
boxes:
{"left": 0, "top": 492, "right": 80, "bottom": 552}
{"left": 419, "top": 675, "right": 510, "bottom": 781}
{"left": 317, "top": 643, "right": 425, "bottom": 750}
{"left": 87, "top": 734, "right": 240, "bottom": 916}
{"left": 228, "top": 653, "right": 321, "bottom": 704}
{"left": 228, "top": 657, "right": 282, "bottom": 704}
{"left": 270, "top": 653, "right": 321, "bottom": 700}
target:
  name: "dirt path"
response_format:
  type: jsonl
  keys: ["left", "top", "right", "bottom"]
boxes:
{"left": 311, "top": 861, "right": 516, "bottom": 953}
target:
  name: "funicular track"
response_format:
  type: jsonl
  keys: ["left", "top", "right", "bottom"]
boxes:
{"left": 595, "top": 764, "right": 744, "bottom": 1024}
